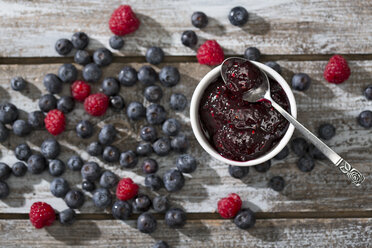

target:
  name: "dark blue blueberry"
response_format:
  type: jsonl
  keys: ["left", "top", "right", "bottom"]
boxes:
{"left": 146, "top": 47, "right": 164, "bottom": 65}
{"left": 191, "top": 11, "right": 208, "bottom": 28}
{"left": 98, "top": 124, "right": 117, "bottom": 145}
{"left": 308, "top": 144, "right": 326, "bottom": 160}
{"left": 357, "top": 110, "right": 372, "bottom": 128}
{"left": 229, "top": 165, "right": 249, "bottom": 178}
{"left": 50, "top": 177, "right": 69, "bottom": 198}
{"left": 254, "top": 160, "right": 271, "bottom": 173}
{"left": 244, "top": 47, "right": 261, "bottom": 61}
{"left": 119, "top": 150, "right": 138, "bottom": 168}
{"left": 81, "top": 162, "right": 101, "bottom": 181}
{"left": 127, "top": 102, "right": 146, "bottom": 121}
{"left": 171, "top": 134, "right": 189, "bottom": 152}
{"left": 57, "top": 96, "right": 75, "bottom": 113}
{"left": 102, "top": 145, "right": 120, "bottom": 163}
{"left": 0, "top": 181, "right": 9, "bottom": 199}
{"left": 0, "top": 102, "right": 18, "bottom": 124}
{"left": 290, "top": 137, "right": 308, "bottom": 157}
{"left": 0, "top": 163, "right": 11, "bottom": 180}
{"left": 318, "top": 123, "right": 336, "bottom": 140}
{"left": 169, "top": 93, "right": 187, "bottom": 111}
{"left": 153, "top": 241, "right": 169, "bottom": 248}
{"left": 87, "top": 142, "right": 103, "bottom": 156}
{"left": 27, "top": 154, "right": 47, "bottom": 174}
{"left": 82, "top": 180, "right": 95, "bottom": 192}
{"left": 55, "top": 38, "right": 73, "bottom": 55}
{"left": 71, "top": 32, "right": 89, "bottom": 49}
{"left": 153, "top": 137, "right": 171, "bottom": 156}
{"left": 176, "top": 154, "right": 197, "bottom": 173}
{"left": 101, "top": 77, "right": 120, "bottom": 96}
{"left": 93, "top": 188, "right": 112, "bottom": 208}
{"left": 137, "top": 66, "right": 157, "bottom": 85}
{"left": 144, "top": 85, "right": 163, "bottom": 102}
{"left": 109, "top": 35, "right": 124, "bottom": 50}
{"left": 38, "top": 94, "right": 57, "bottom": 112}
{"left": 159, "top": 66, "right": 180, "bottom": 87}
{"left": 74, "top": 50, "right": 91, "bottom": 65}
{"left": 274, "top": 145, "right": 289, "bottom": 160}
{"left": 11, "top": 77, "right": 27, "bottom": 91}
{"left": 59, "top": 208, "right": 76, "bottom": 225}
{"left": 265, "top": 61, "right": 282, "bottom": 74}
{"left": 99, "top": 170, "right": 118, "bottom": 189}
{"left": 15, "top": 143, "right": 32, "bottom": 161}
{"left": 43, "top": 73, "right": 63, "bottom": 94}
{"left": 364, "top": 85, "right": 372, "bottom": 100}
{"left": 165, "top": 208, "right": 186, "bottom": 228}
{"left": 48, "top": 159, "right": 66, "bottom": 177}
{"left": 76, "top": 120, "right": 93, "bottom": 139}
{"left": 28, "top": 111, "right": 45, "bottom": 128}
{"left": 291, "top": 73, "right": 311, "bottom": 91}
{"left": 162, "top": 118, "right": 180, "bottom": 136}
{"left": 136, "top": 142, "right": 153, "bottom": 156}
{"left": 146, "top": 104, "right": 166, "bottom": 125}
{"left": 12, "top": 120, "right": 31, "bottom": 137}
{"left": 112, "top": 200, "right": 132, "bottom": 220}
{"left": 0, "top": 123, "right": 8, "bottom": 142}
{"left": 181, "top": 30, "right": 198, "bottom": 47}
{"left": 118, "top": 66, "right": 138, "bottom": 86}
{"left": 163, "top": 168, "right": 185, "bottom": 192}
{"left": 12, "top": 162, "right": 27, "bottom": 177}
{"left": 268, "top": 176, "right": 285, "bottom": 191}
{"left": 67, "top": 155, "right": 84, "bottom": 171}
{"left": 142, "top": 158, "right": 158, "bottom": 174}
{"left": 229, "top": 6, "right": 249, "bottom": 26}
{"left": 140, "top": 126, "right": 157, "bottom": 142}
{"left": 41, "top": 138, "right": 60, "bottom": 159}
{"left": 145, "top": 174, "right": 163, "bottom": 191}
{"left": 110, "top": 95, "right": 125, "bottom": 110}
{"left": 234, "top": 209, "right": 256, "bottom": 229}
{"left": 132, "top": 194, "right": 152, "bottom": 212}
{"left": 93, "top": 48, "right": 113, "bottom": 67}
{"left": 297, "top": 155, "right": 315, "bottom": 172}
{"left": 83, "top": 63, "right": 102, "bottom": 83}
{"left": 64, "top": 189, "right": 85, "bottom": 209}
{"left": 137, "top": 213, "right": 157, "bottom": 233}
{"left": 58, "top": 64, "right": 78, "bottom": 83}
{"left": 152, "top": 195, "right": 169, "bottom": 212}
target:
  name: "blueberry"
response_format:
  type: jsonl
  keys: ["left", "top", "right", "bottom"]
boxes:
{"left": 140, "top": 126, "right": 157, "bottom": 142}
{"left": 109, "top": 35, "right": 124, "bottom": 50}
{"left": 152, "top": 195, "right": 169, "bottom": 212}
{"left": 112, "top": 200, "right": 132, "bottom": 220}
{"left": 43, "top": 73, "right": 63, "bottom": 94}
{"left": 11, "top": 77, "right": 27, "bottom": 91}
{"left": 102, "top": 146, "right": 120, "bottom": 163}
{"left": 181, "top": 30, "right": 198, "bottom": 47}
{"left": 0, "top": 181, "right": 9, "bottom": 199}
{"left": 93, "top": 188, "right": 112, "bottom": 208}
{"left": 55, "top": 38, "right": 73, "bottom": 55}
{"left": 146, "top": 104, "right": 167, "bottom": 125}
{"left": 145, "top": 174, "right": 163, "bottom": 191}
{"left": 27, "top": 154, "right": 47, "bottom": 174}
{"left": 274, "top": 145, "right": 289, "bottom": 160}
{"left": 67, "top": 155, "right": 84, "bottom": 171}
{"left": 118, "top": 66, "right": 138, "bottom": 86}
{"left": 57, "top": 96, "right": 75, "bottom": 113}
{"left": 153, "top": 137, "right": 171, "bottom": 156}
{"left": 228, "top": 6, "right": 249, "bottom": 26}
{"left": 82, "top": 180, "right": 95, "bottom": 192}
{"left": 290, "top": 137, "right": 308, "bottom": 157}
{"left": 165, "top": 208, "right": 186, "bottom": 228}
{"left": 83, "top": 63, "right": 102, "bottom": 83}
{"left": 119, "top": 150, "right": 138, "bottom": 168}
{"left": 137, "top": 213, "right": 157, "bottom": 233}
{"left": 142, "top": 158, "right": 158, "bottom": 174}
{"left": 254, "top": 160, "right": 271, "bottom": 173}
{"left": 12, "top": 120, "right": 31, "bottom": 137}
{"left": 144, "top": 85, "right": 163, "bottom": 102}
{"left": 110, "top": 95, "right": 125, "bottom": 110}
{"left": 265, "top": 61, "right": 282, "bottom": 74}
{"left": 101, "top": 77, "right": 120, "bottom": 96}
{"left": 136, "top": 142, "right": 153, "bottom": 156}
{"left": 98, "top": 124, "right": 117, "bottom": 145}
{"left": 234, "top": 209, "right": 256, "bottom": 229}
{"left": 228, "top": 165, "right": 249, "bottom": 179}
{"left": 28, "top": 111, "right": 45, "bottom": 128}
{"left": 244, "top": 47, "right": 261, "bottom": 61}
{"left": 138, "top": 66, "right": 157, "bottom": 85}
{"left": 297, "top": 155, "right": 315, "bottom": 172}
{"left": 41, "top": 138, "right": 60, "bottom": 159}
{"left": 48, "top": 159, "right": 66, "bottom": 177}
{"left": 58, "top": 64, "right": 78, "bottom": 83}
{"left": 99, "top": 170, "right": 118, "bottom": 189}
{"left": 12, "top": 162, "right": 27, "bottom": 177}
{"left": 153, "top": 241, "right": 169, "bottom": 248}
{"left": 93, "top": 48, "right": 113, "bottom": 67}
{"left": 176, "top": 154, "right": 196, "bottom": 173}
{"left": 171, "top": 134, "right": 189, "bottom": 152}
{"left": 50, "top": 178, "right": 70, "bottom": 198}
{"left": 364, "top": 85, "right": 372, "bottom": 100}
{"left": 163, "top": 168, "right": 185, "bottom": 192}
{"left": 159, "top": 66, "right": 180, "bottom": 87}
{"left": 38, "top": 94, "right": 57, "bottom": 112}
{"left": 0, "top": 163, "right": 11, "bottom": 180}
{"left": 146, "top": 47, "right": 164, "bottom": 65}
{"left": 357, "top": 110, "right": 372, "bottom": 128}
{"left": 191, "top": 11, "right": 208, "bottom": 28}
{"left": 162, "top": 118, "right": 180, "bottom": 136}
{"left": 15, "top": 143, "right": 32, "bottom": 161}
{"left": 76, "top": 120, "right": 94, "bottom": 139}
{"left": 74, "top": 50, "right": 91, "bottom": 65}
{"left": 308, "top": 144, "right": 326, "bottom": 160}
{"left": 318, "top": 123, "right": 335, "bottom": 140}
{"left": 169, "top": 93, "right": 187, "bottom": 111}
{"left": 81, "top": 162, "right": 101, "bottom": 181}
{"left": 0, "top": 123, "right": 8, "bottom": 142}
{"left": 87, "top": 142, "right": 103, "bottom": 156}
{"left": 127, "top": 102, "right": 146, "bottom": 121}
{"left": 0, "top": 102, "right": 19, "bottom": 124}
{"left": 292, "top": 73, "right": 311, "bottom": 91}
{"left": 71, "top": 32, "right": 89, "bottom": 49}
{"left": 268, "top": 176, "right": 285, "bottom": 191}
{"left": 132, "top": 194, "right": 152, "bottom": 212}
{"left": 59, "top": 208, "right": 76, "bottom": 225}
{"left": 64, "top": 189, "right": 85, "bottom": 209}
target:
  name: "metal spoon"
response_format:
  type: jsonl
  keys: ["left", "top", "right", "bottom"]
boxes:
{"left": 221, "top": 57, "right": 365, "bottom": 186}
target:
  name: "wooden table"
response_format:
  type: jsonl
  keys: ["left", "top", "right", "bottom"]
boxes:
{"left": 0, "top": 0, "right": 371, "bottom": 247}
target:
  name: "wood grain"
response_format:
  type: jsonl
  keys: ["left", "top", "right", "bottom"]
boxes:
{"left": 0, "top": 0, "right": 371, "bottom": 57}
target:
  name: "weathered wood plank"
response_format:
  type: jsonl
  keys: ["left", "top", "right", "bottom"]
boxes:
{"left": 0, "top": 218, "right": 370, "bottom": 247}
{"left": 0, "top": 0, "right": 371, "bottom": 57}
{"left": 0, "top": 61, "right": 371, "bottom": 214}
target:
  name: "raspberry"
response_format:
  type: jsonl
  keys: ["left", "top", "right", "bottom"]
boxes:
{"left": 323, "top": 55, "right": 351, "bottom": 84}
{"left": 44, "top": 109, "right": 65, "bottom": 135}
{"left": 109, "top": 5, "right": 140, "bottom": 36}
{"left": 217, "top": 193, "right": 242, "bottom": 219}
{"left": 116, "top": 177, "right": 138, "bottom": 201}
{"left": 84, "top": 93, "right": 109, "bottom": 116}
{"left": 71, "top": 80, "right": 91, "bottom": 102}
{"left": 197, "top": 40, "right": 224, "bottom": 66}
{"left": 29, "top": 202, "right": 55, "bottom": 229}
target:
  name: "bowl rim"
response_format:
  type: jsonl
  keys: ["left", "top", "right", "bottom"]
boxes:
{"left": 190, "top": 61, "right": 297, "bottom": 166}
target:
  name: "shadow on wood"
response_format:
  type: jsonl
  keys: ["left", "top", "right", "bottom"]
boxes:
{"left": 242, "top": 13, "right": 271, "bottom": 36}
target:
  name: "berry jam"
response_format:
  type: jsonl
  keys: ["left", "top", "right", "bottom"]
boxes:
{"left": 199, "top": 67, "right": 290, "bottom": 161}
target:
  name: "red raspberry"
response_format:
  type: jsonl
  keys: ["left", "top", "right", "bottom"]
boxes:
{"left": 71, "top": 80, "right": 91, "bottom": 102}
{"left": 217, "top": 193, "right": 242, "bottom": 219}
{"left": 45, "top": 109, "right": 65, "bottom": 135}
{"left": 109, "top": 5, "right": 140, "bottom": 36}
{"left": 324, "top": 55, "right": 351, "bottom": 84}
{"left": 116, "top": 177, "right": 139, "bottom": 201}
{"left": 197, "top": 40, "right": 225, "bottom": 66}
{"left": 29, "top": 202, "right": 55, "bottom": 229}
{"left": 84, "top": 93, "right": 109, "bottom": 116}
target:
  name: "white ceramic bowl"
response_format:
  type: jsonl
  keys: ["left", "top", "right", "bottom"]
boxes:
{"left": 190, "top": 61, "right": 297, "bottom": 166}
